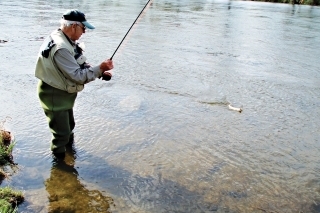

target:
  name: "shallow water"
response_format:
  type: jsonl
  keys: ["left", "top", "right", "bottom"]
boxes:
{"left": 0, "top": 0, "right": 320, "bottom": 212}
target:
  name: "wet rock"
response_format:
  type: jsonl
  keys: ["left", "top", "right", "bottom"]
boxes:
{"left": 30, "top": 36, "right": 45, "bottom": 41}
{"left": 0, "top": 130, "right": 11, "bottom": 145}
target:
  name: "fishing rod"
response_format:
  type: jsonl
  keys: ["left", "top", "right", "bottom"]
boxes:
{"left": 110, "top": 0, "right": 152, "bottom": 60}
{"left": 102, "top": 0, "right": 152, "bottom": 81}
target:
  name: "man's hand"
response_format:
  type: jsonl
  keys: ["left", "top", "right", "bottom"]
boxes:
{"left": 100, "top": 59, "right": 113, "bottom": 73}
{"left": 100, "top": 59, "right": 114, "bottom": 81}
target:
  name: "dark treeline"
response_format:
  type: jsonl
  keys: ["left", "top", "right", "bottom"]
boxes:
{"left": 248, "top": 0, "right": 319, "bottom": 5}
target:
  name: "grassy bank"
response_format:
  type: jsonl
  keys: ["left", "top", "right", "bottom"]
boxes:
{"left": 0, "top": 187, "right": 24, "bottom": 213}
{"left": 0, "top": 119, "right": 24, "bottom": 213}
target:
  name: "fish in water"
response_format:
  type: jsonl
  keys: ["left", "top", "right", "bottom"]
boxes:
{"left": 228, "top": 104, "right": 242, "bottom": 113}
{"left": 198, "top": 99, "right": 243, "bottom": 113}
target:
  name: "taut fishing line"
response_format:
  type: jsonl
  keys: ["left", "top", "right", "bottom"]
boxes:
{"left": 110, "top": 0, "right": 152, "bottom": 60}
{"left": 102, "top": 0, "right": 153, "bottom": 81}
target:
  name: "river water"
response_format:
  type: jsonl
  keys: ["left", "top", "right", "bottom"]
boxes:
{"left": 0, "top": 0, "right": 320, "bottom": 212}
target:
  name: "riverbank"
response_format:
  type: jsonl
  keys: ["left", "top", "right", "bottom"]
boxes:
{"left": 244, "top": 0, "right": 319, "bottom": 5}
{"left": 0, "top": 120, "right": 24, "bottom": 213}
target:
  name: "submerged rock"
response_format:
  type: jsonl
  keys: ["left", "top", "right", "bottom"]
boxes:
{"left": 30, "top": 36, "right": 45, "bottom": 41}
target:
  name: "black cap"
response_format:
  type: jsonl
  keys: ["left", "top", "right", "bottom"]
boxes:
{"left": 62, "top": 9, "right": 95, "bottom": 29}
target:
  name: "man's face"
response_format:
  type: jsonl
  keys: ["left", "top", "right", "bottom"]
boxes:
{"left": 70, "top": 23, "right": 85, "bottom": 41}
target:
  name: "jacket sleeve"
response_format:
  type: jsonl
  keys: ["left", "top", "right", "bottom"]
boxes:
{"left": 53, "top": 48, "right": 101, "bottom": 84}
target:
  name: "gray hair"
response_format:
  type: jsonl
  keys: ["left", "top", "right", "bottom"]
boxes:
{"left": 60, "top": 19, "right": 81, "bottom": 28}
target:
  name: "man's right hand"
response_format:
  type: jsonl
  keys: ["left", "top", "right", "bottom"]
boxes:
{"left": 100, "top": 59, "right": 114, "bottom": 73}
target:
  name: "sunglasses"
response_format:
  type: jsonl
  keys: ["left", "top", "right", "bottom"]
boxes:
{"left": 76, "top": 23, "right": 86, "bottom": 32}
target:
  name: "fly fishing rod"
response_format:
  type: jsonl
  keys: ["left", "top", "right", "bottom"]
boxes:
{"left": 110, "top": 0, "right": 152, "bottom": 60}
{"left": 102, "top": 0, "right": 152, "bottom": 80}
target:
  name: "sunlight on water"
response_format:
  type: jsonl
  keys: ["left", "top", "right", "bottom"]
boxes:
{"left": 0, "top": 0, "right": 320, "bottom": 212}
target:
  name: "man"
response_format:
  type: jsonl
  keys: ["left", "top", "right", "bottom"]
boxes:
{"left": 35, "top": 9, "right": 113, "bottom": 159}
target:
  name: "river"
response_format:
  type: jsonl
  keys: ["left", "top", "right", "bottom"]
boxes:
{"left": 0, "top": 0, "right": 319, "bottom": 212}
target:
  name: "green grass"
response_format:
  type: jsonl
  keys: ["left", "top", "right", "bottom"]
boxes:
{"left": 0, "top": 119, "right": 24, "bottom": 212}
{"left": 0, "top": 199, "right": 16, "bottom": 213}
{"left": 0, "top": 187, "right": 24, "bottom": 213}
{"left": 0, "top": 132, "right": 15, "bottom": 166}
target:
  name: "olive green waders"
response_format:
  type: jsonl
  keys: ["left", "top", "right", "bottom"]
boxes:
{"left": 38, "top": 81, "right": 77, "bottom": 154}
{"left": 44, "top": 109, "right": 75, "bottom": 153}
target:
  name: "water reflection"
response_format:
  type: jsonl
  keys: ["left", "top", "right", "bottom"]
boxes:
{"left": 42, "top": 142, "right": 228, "bottom": 213}
{"left": 67, "top": 147, "right": 225, "bottom": 213}
{"left": 45, "top": 147, "right": 113, "bottom": 213}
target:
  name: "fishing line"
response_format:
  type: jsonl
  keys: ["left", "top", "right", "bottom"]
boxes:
{"left": 110, "top": 0, "right": 152, "bottom": 60}
{"left": 102, "top": 0, "right": 152, "bottom": 81}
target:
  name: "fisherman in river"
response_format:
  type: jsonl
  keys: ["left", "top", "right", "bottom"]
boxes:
{"left": 35, "top": 9, "right": 114, "bottom": 160}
